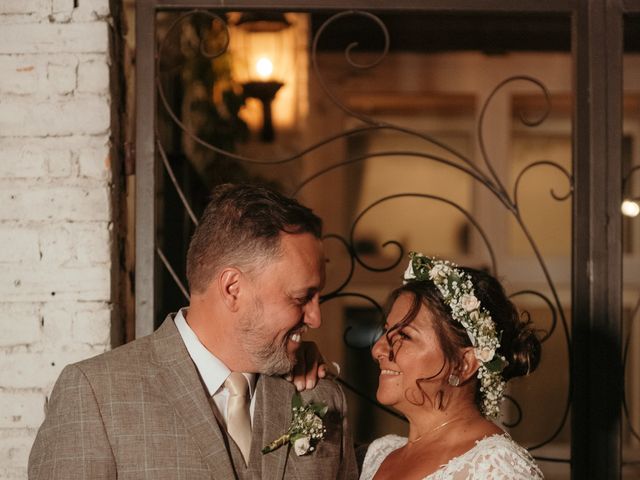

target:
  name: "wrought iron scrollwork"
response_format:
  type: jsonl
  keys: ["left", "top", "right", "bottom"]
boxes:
{"left": 155, "top": 9, "right": 573, "bottom": 460}
{"left": 347, "top": 193, "right": 497, "bottom": 275}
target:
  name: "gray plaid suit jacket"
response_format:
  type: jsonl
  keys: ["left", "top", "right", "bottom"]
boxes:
{"left": 28, "top": 316, "right": 358, "bottom": 479}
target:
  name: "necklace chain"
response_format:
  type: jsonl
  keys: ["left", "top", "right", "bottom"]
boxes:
{"left": 409, "top": 417, "right": 465, "bottom": 444}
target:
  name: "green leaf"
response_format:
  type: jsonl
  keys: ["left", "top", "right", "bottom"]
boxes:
{"left": 308, "top": 401, "right": 328, "bottom": 416}
{"left": 485, "top": 356, "right": 507, "bottom": 373}
{"left": 291, "top": 392, "right": 303, "bottom": 409}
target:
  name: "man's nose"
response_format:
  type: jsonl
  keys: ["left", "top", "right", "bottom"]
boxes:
{"left": 303, "top": 294, "right": 321, "bottom": 329}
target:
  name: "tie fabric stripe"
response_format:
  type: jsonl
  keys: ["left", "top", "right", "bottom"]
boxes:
{"left": 224, "top": 372, "right": 252, "bottom": 464}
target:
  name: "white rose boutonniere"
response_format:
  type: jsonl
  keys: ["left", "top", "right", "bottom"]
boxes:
{"left": 262, "top": 392, "right": 328, "bottom": 456}
{"left": 293, "top": 436, "right": 311, "bottom": 456}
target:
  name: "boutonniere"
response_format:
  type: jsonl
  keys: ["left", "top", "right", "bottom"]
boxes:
{"left": 262, "top": 392, "right": 328, "bottom": 456}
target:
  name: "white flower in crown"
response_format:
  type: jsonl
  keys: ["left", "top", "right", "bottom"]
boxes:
{"left": 460, "top": 293, "right": 481, "bottom": 312}
{"left": 466, "top": 329, "right": 477, "bottom": 347}
{"left": 403, "top": 262, "right": 416, "bottom": 283}
{"left": 429, "top": 263, "right": 449, "bottom": 280}
{"left": 475, "top": 346, "right": 496, "bottom": 363}
{"left": 480, "top": 315, "right": 494, "bottom": 329}
{"left": 293, "top": 436, "right": 311, "bottom": 456}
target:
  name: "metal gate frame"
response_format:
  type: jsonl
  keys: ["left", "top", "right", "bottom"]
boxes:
{"left": 134, "top": 1, "right": 640, "bottom": 477}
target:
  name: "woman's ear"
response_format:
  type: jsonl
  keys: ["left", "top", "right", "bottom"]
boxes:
{"left": 458, "top": 347, "right": 481, "bottom": 383}
{"left": 219, "top": 267, "right": 242, "bottom": 312}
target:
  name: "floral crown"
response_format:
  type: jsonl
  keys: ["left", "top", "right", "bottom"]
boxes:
{"left": 403, "top": 252, "right": 508, "bottom": 418}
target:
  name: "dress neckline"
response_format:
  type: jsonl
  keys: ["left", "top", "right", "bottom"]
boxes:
{"left": 385, "top": 432, "right": 513, "bottom": 478}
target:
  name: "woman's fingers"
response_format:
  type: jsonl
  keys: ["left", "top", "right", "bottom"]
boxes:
{"left": 290, "top": 341, "right": 325, "bottom": 391}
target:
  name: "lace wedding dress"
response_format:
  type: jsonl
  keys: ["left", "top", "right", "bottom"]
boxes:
{"left": 360, "top": 433, "right": 543, "bottom": 479}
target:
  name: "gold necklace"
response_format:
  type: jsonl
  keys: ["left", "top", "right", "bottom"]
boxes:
{"left": 408, "top": 417, "right": 465, "bottom": 444}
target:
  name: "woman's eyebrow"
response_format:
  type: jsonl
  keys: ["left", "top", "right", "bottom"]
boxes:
{"left": 403, "top": 324, "right": 420, "bottom": 334}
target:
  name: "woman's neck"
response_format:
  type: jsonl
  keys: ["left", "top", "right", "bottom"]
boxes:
{"left": 405, "top": 401, "right": 482, "bottom": 444}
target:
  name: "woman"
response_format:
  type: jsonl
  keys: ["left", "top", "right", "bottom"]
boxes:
{"left": 360, "top": 252, "right": 543, "bottom": 479}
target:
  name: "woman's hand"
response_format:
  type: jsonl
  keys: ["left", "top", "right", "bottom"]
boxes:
{"left": 286, "top": 341, "right": 328, "bottom": 391}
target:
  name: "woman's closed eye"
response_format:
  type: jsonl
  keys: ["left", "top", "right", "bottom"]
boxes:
{"left": 388, "top": 328, "right": 411, "bottom": 342}
{"left": 398, "top": 330, "right": 411, "bottom": 340}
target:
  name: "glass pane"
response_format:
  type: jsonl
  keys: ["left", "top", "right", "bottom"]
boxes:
{"left": 623, "top": 13, "right": 640, "bottom": 479}
{"left": 153, "top": 10, "right": 572, "bottom": 478}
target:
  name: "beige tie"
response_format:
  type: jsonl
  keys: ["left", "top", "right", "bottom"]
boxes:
{"left": 225, "top": 372, "right": 252, "bottom": 464}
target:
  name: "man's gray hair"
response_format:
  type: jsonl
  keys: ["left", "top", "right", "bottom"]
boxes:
{"left": 186, "top": 183, "right": 322, "bottom": 294}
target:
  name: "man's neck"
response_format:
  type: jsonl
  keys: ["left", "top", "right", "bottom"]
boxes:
{"left": 186, "top": 301, "right": 253, "bottom": 372}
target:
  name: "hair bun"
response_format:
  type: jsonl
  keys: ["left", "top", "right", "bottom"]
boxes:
{"left": 502, "top": 316, "right": 541, "bottom": 381}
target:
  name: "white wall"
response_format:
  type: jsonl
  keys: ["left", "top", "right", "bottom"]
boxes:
{"left": 0, "top": 1, "right": 114, "bottom": 478}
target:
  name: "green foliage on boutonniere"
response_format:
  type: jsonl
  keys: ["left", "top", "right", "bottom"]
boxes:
{"left": 262, "top": 392, "right": 328, "bottom": 456}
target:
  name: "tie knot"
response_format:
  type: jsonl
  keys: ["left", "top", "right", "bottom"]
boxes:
{"left": 225, "top": 372, "right": 249, "bottom": 398}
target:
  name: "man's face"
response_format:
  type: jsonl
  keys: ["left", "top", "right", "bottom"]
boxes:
{"left": 238, "top": 232, "right": 325, "bottom": 375}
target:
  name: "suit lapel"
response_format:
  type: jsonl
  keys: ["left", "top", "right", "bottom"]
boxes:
{"left": 151, "top": 316, "right": 237, "bottom": 479}
{"left": 257, "top": 375, "right": 295, "bottom": 480}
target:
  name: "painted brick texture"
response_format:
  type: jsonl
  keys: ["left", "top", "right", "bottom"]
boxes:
{"left": 0, "top": 1, "right": 114, "bottom": 478}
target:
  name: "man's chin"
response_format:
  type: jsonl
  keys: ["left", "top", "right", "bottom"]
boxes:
{"left": 255, "top": 351, "right": 294, "bottom": 376}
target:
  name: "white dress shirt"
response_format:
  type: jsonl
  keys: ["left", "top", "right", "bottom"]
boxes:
{"left": 174, "top": 308, "right": 257, "bottom": 426}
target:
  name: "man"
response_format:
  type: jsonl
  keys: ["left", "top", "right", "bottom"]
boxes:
{"left": 29, "top": 183, "right": 358, "bottom": 479}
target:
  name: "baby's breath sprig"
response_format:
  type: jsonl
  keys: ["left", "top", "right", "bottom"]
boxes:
{"left": 262, "top": 392, "right": 328, "bottom": 456}
{"left": 404, "top": 252, "right": 508, "bottom": 418}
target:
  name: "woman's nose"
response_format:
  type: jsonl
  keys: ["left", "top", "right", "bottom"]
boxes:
{"left": 371, "top": 333, "right": 389, "bottom": 361}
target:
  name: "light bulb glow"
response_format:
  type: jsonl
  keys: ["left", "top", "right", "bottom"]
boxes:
{"left": 255, "top": 57, "right": 273, "bottom": 80}
{"left": 621, "top": 199, "right": 640, "bottom": 218}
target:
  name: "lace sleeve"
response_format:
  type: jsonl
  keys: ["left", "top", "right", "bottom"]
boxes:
{"left": 360, "top": 435, "right": 407, "bottom": 480}
{"left": 433, "top": 435, "right": 544, "bottom": 480}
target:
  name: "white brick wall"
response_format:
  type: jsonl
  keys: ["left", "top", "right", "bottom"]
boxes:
{"left": 0, "top": 1, "right": 114, "bottom": 478}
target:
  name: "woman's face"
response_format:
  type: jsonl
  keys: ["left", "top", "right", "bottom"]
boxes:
{"left": 371, "top": 293, "right": 448, "bottom": 411}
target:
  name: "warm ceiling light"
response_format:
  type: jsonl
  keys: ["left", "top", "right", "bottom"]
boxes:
{"left": 255, "top": 57, "right": 273, "bottom": 80}
{"left": 231, "top": 12, "right": 295, "bottom": 142}
{"left": 621, "top": 199, "right": 640, "bottom": 218}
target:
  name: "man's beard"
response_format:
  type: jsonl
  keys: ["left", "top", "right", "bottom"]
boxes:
{"left": 238, "top": 297, "right": 297, "bottom": 375}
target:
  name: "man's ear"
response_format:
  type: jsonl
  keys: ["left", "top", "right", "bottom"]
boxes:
{"left": 458, "top": 347, "right": 481, "bottom": 383}
{"left": 219, "top": 267, "right": 242, "bottom": 312}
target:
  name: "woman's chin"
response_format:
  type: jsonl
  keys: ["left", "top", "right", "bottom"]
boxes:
{"left": 375, "top": 388, "right": 395, "bottom": 407}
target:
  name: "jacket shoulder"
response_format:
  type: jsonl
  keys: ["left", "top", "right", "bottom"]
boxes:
{"left": 73, "top": 333, "right": 155, "bottom": 378}
{"left": 299, "top": 378, "right": 347, "bottom": 411}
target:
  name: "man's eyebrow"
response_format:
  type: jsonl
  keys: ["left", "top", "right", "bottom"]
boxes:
{"left": 291, "top": 287, "right": 319, "bottom": 297}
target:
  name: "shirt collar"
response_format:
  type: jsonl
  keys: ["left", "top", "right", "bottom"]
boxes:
{"left": 174, "top": 308, "right": 256, "bottom": 398}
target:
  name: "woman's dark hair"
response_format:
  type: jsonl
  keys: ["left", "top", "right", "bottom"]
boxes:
{"left": 386, "top": 266, "right": 541, "bottom": 390}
